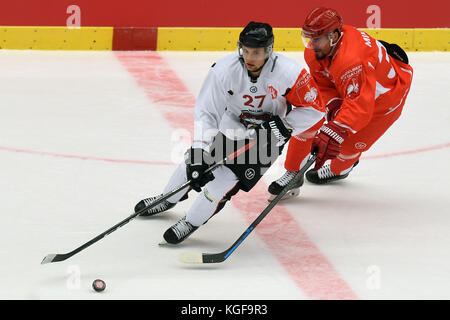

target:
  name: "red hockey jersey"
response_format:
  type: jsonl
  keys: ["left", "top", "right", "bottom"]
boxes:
{"left": 303, "top": 25, "right": 413, "bottom": 134}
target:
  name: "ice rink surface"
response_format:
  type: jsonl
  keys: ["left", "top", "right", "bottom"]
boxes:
{"left": 0, "top": 49, "right": 449, "bottom": 300}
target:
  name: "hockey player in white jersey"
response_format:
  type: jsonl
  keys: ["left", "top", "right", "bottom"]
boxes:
{"left": 134, "top": 22, "right": 325, "bottom": 244}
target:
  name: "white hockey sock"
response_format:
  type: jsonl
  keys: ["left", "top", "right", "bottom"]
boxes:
{"left": 163, "top": 162, "right": 190, "bottom": 203}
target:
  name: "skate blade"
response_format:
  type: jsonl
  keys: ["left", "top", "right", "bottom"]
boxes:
{"left": 267, "top": 188, "right": 300, "bottom": 202}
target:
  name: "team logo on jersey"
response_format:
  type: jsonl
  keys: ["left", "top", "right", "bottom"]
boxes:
{"left": 294, "top": 70, "right": 312, "bottom": 89}
{"left": 341, "top": 65, "right": 363, "bottom": 81}
{"left": 346, "top": 78, "right": 360, "bottom": 99}
{"left": 341, "top": 65, "right": 363, "bottom": 100}
{"left": 304, "top": 87, "right": 318, "bottom": 103}
{"left": 250, "top": 86, "right": 258, "bottom": 93}
{"left": 244, "top": 168, "right": 256, "bottom": 180}
{"left": 268, "top": 86, "right": 278, "bottom": 99}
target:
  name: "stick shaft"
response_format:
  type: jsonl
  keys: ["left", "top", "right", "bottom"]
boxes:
{"left": 41, "top": 139, "right": 257, "bottom": 264}
{"left": 200, "top": 154, "right": 317, "bottom": 263}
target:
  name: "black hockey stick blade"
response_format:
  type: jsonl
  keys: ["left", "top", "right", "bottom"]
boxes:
{"left": 179, "top": 251, "right": 227, "bottom": 264}
{"left": 179, "top": 155, "right": 317, "bottom": 264}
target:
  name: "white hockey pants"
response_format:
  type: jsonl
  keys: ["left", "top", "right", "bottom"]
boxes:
{"left": 163, "top": 162, "right": 240, "bottom": 226}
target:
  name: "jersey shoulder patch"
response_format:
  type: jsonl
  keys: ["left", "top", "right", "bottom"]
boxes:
{"left": 286, "top": 69, "right": 325, "bottom": 111}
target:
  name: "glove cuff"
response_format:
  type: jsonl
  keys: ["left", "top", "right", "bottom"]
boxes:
{"left": 263, "top": 115, "right": 292, "bottom": 138}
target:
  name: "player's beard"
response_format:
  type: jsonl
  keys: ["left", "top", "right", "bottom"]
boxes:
{"left": 313, "top": 43, "right": 334, "bottom": 60}
{"left": 314, "top": 50, "right": 327, "bottom": 60}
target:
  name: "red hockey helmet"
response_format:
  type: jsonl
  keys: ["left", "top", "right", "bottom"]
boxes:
{"left": 302, "top": 7, "right": 343, "bottom": 39}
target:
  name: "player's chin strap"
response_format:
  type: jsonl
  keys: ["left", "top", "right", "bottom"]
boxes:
{"left": 328, "top": 31, "right": 343, "bottom": 57}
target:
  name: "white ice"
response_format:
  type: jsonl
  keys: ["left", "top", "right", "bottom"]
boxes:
{"left": 0, "top": 50, "right": 449, "bottom": 300}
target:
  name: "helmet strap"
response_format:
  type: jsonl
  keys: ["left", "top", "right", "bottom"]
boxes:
{"left": 328, "top": 31, "right": 343, "bottom": 57}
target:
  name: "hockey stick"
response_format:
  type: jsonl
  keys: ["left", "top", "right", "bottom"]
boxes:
{"left": 178, "top": 154, "right": 317, "bottom": 264}
{"left": 41, "top": 140, "right": 256, "bottom": 264}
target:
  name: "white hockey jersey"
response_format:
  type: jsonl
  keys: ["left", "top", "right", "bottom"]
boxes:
{"left": 192, "top": 52, "right": 325, "bottom": 151}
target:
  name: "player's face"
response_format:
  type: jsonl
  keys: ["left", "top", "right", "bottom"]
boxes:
{"left": 241, "top": 45, "right": 268, "bottom": 74}
{"left": 302, "top": 31, "right": 338, "bottom": 60}
{"left": 303, "top": 35, "right": 332, "bottom": 60}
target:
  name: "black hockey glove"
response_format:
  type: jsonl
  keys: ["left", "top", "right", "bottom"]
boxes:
{"left": 260, "top": 115, "right": 292, "bottom": 147}
{"left": 184, "top": 147, "right": 215, "bottom": 192}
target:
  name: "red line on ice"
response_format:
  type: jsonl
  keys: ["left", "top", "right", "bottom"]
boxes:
{"left": 2, "top": 141, "right": 448, "bottom": 167}
{"left": 115, "top": 51, "right": 358, "bottom": 300}
{"left": 362, "top": 142, "right": 450, "bottom": 159}
{"left": 0, "top": 146, "right": 174, "bottom": 166}
{"left": 1, "top": 142, "right": 448, "bottom": 167}
{"left": 3, "top": 52, "right": 445, "bottom": 297}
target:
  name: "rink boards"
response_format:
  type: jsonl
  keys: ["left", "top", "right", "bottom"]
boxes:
{"left": 0, "top": 26, "right": 448, "bottom": 51}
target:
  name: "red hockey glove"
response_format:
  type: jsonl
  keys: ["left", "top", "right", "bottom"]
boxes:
{"left": 311, "top": 121, "right": 348, "bottom": 170}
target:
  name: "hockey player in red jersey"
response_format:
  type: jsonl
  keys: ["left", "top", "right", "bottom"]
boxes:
{"left": 268, "top": 7, "right": 413, "bottom": 198}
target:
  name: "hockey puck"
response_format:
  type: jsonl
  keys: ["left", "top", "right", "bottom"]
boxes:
{"left": 92, "top": 279, "right": 106, "bottom": 292}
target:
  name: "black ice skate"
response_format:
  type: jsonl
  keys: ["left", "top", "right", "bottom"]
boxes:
{"left": 305, "top": 161, "right": 359, "bottom": 184}
{"left": 267, "top": 170, "right": 304, "bottom": 202}
{"left": 135, "top": 194, "right": 176, "bottom": 217}
{"left": 163, "top": 217, "right": 198, "bottom": 244}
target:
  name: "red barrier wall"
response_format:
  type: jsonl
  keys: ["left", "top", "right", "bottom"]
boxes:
{"left": 0, "top": 0, "right": 449, "bottom": 28}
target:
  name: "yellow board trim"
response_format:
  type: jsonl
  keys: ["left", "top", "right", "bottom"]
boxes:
{"left": 362, "top": 28, "right": 450, "bottom": 52}
{"left": 157, "top": 27, "right": 242, "bottom": 51}
{"left": 0, "top": 26, "right": 447, "bottom": 51}
{"left": 0, "top": 26, "right": 113, "bottom": 50}
{"left": 157, "top": 27, "right": 449, "bottom": 52}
